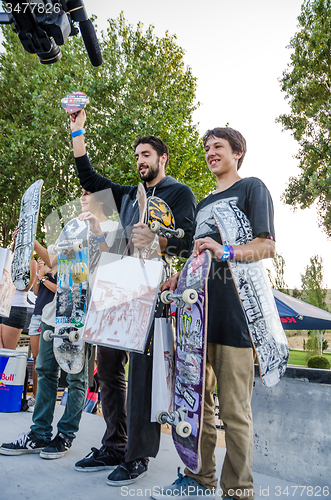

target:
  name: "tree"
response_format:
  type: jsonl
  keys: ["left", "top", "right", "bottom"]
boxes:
{"left": 300, "top": 254, "right": 329, "bottom": 355}
{"left": 0, "top": 14, "right": 214, "bottom": 247}
{"left": 267, "top": 253, "right": 289, "bottom": 294}
{"left": 276, "top": 0, "right": 331, "bottom": 236}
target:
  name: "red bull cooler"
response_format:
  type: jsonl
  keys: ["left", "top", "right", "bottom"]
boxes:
{"left": 0, "top": 349, "right": 27, "bottom": 412}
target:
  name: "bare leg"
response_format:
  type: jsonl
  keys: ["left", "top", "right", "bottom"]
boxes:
{"left": 2, "top": 325, "right": 23, "bottom": 350}
{"left": 30, "top": 334, "right": 40, "bottom": 398}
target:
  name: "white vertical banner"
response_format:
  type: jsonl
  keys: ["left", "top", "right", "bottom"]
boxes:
{"left": 151, "top": 317, "right": 175, "bottom": 422}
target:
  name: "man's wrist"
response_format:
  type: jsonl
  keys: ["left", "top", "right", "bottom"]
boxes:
{"left": 71, "top": 128, "right": 85, "bottom": 138}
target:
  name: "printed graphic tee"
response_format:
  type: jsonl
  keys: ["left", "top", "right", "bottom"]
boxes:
{"left": 190, "top": 177, "right": 275, "bottom": 347}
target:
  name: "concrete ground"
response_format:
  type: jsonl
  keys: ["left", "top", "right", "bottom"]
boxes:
{"left": 0, "top": 405, "right": 307, "bottom": 500}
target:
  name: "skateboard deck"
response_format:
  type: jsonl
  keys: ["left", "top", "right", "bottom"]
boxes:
{"left": 147, "top": 196, "right": 184, "bottom": 265}
{"left": 213, "top": 199, "right": 289, "bottom": 387}
{"left": 158, "top": 250, "right": 211, "bottom": 474}
{"left": 133, "top": 183, "right": 147, "bottom": 258}
{"left": 46, "top": 218, "right": 89, "bottom": 374}
{"left": 61, "top": 91, "right": 89, "bottom": 116}
{"left": 11, "top": 180, "right": 43, "bottom": 290}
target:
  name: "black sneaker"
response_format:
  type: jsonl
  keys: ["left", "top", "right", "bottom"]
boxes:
{"left": 75, "top": 446, "right": 123, "bottom": 472}
{"left": 40, "top": 432, "right": 72, "bottom": 459}
{"left": 0, "top": 431, "right": 49, "bottom": 455}
{"left": 107, "top": 459, "right": 148, "bottom": 486}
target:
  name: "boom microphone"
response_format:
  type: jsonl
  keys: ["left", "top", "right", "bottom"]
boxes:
{"left": 0, "top": 0, "right": 103, "bottom": 66}
{"left": 79, "top": 19, "right": 102, "bottom": 67}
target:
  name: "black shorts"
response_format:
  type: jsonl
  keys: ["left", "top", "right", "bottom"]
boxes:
{"left": 1, "top": 306, "right": 28, "bottom": 329}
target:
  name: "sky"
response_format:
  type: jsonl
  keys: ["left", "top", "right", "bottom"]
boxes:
{"left": 1, "top": 0, "right": 330, "bottom": 289}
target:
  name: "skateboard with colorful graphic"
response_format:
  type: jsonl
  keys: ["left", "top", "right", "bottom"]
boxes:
{"left": 157, "top": 250, "right": 212, "bottom": 474}
{"left": 11, "top": 180, "right": 43, "bottom": 290}
{"left": 44, "top": 218, "right": 89, "bottom": 374}
{"left": 133, "top": 187, "right": 184, "bottom": 273}
{"left": 213, "top": 199, "right": 289, "bottom": 387}
{"left": 146, "top": 195, "right": 184, "bottom": 280}
{"left": 61, "top": 91, "right": 89, "bottom": 117}
{"left": 133, "top": 183, "right": 147, "bottom": 258}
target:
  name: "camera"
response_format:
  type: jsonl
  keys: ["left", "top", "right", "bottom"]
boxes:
{"left": 0, "top": 0, "right": 102, "bottom": 66}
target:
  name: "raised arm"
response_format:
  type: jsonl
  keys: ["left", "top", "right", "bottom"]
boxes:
{"left": 71, "top": 109, "right": 87, "bottom": 158}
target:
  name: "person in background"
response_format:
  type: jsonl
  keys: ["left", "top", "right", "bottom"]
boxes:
{"left": 0, "top": 190, "right": 117, "bottom": 459}
{"left": 27, "top": 255, "right": 57, "bottom": 408}
{"left": 0, "top": 227, "right": 37, "bottom": 350}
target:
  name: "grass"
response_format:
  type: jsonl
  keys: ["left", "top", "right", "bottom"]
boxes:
{"left": 288, "top": 349, "right": 331, "bottom": 367}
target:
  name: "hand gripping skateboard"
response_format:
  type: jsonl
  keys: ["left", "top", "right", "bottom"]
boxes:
{"left": 133, "top": 186, "right": 184, "bottom": 270}
{"left": 147, "top": 196, "right": 184, "bottom": 264}
{"left": 11, "top": 179, "right": 43, "bottom": 290}
{"left": 61, "top": 91, "right": 89, "bottom": 117}
{"left": 44, "top": 218, "right": 89, "bottom": 374}
{"left": 157, "top": 250, "right": 212, "bottom": 474}
{"left": 213, "top": 199, "right": 289, "bottom": 387}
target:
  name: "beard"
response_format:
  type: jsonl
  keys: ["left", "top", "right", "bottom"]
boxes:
{"left": 138, "top": 160, "right": 160, "bottom": 183}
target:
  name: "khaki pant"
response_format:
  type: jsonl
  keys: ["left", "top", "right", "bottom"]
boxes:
{"left": 185, "top": 344, "right": 255, "bottom": 500}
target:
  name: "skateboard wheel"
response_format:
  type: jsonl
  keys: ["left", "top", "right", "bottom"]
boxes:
{"left": 68, "top": 331, "right": 80, "bottom": 343}
{"left": 160, "top": 290, "right": 172, "bottom": 304}
{"left": 48, "top": 244, "right": 57, "bottom": 255}
{"left": 150, "top": 221, "right": 160, "bottom": 233}
{"left": 73, "top": 241, "right": 83, "bottom": 252}
{"left": 182, "top": 289, "right": 198, "bottom": 304}
{"left": 176, "top": 228, "right": 185, "bottom": 239}
{"left": 155, "top": 410, "right": 169, "bottom": 425}
{"left": 176, "top": 420, "right": 192, "bottom": 438}
{"left": 43, "top": 330, "right": 53, "bottom": 341}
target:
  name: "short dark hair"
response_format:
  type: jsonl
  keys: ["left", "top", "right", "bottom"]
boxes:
{"left": 133, "top": 135, "right": 169, "bottom": 168}
{"left": 202, "top": 127, "right": 247, "bottom": 170}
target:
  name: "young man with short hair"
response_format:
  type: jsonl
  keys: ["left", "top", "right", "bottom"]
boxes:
{"left": 70, "top": 109, "right": 196, "bottom": 485}
{"left": 157, "top": 127, "right": 275, "bottom": 500}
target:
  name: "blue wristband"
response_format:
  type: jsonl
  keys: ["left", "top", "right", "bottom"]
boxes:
{"left": 71, "top": 128, "right": 85, "bottom": 138}
{"left": 220, "top": 245, "right": 230, "bottom": 261}
{"left": 96, "top": 235, "right": 105, "bottom": 243}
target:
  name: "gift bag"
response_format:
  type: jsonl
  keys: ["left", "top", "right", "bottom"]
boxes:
{"left": 151, "top": 317, "right": 175, "bottom": 422}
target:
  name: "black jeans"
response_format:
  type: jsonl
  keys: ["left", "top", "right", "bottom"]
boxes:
{"left": 97, "top": 347, "right": 161, "bottom": 462}
{"left": 125, "top": 351, "right": 161, "bottom": 462}
{"left": 97, "top": 346, "right": 128, "bottom": 456}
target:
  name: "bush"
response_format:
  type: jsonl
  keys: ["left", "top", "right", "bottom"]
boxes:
{"left": 307, "top": 355, "right": 330, "bottom": 369}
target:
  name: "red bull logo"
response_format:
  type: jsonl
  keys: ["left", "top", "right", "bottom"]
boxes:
{"left": 1, "top": 372, "right": 15, "bottom": 384}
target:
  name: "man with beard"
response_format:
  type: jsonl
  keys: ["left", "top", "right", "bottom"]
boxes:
{"left": 70, "top": 109, "right": 196, "bottom": 485}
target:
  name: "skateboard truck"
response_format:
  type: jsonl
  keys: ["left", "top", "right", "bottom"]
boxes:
{"left": 160, "top": 289, "right": 198, "bottom": 309}
{"left": 156, "top": 407, "right": 192, "bottom": 438}
{"left": 150, "top": 220, "right": 184, "bottom": 239}
{"left": 43, "top": 329, "right": 80, "bottom": 343}
{"left": 48, "top": 241, "right": 83, "bottom": 255}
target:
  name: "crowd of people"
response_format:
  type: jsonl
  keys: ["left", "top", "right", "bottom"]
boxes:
{"left": 0, "top": 111, "right": 275, "bottom": 500}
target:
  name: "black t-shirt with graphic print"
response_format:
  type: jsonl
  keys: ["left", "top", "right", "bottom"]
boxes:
{"left": 191, "top": 177, "right": 275, "bottom": 348}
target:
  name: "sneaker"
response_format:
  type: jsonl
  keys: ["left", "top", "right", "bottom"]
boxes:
{"left": 151, "top": 468, "right": 215, "bottom": 499}
{"left": 27, "top": 396, "right": 36, "bottom": 413}
{"left": 107, "top": 459, "right": 148, "bottom": 486}
{"left": 40, "top": 432, "right": 72, "bottom": 459}
{"left": 0, "top": 431, "right": 49, "bottom": 456}
{"left": 75, "top": 446, "right": 123, "bottom": 472}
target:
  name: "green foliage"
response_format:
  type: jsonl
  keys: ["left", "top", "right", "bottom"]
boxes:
{"left": 300, "top": 255, "right": 328, "bottom": 310}
{"left": 307, "top": 355, "right": 330, "bottom": 369}
{"left": 276, "top": 0, "right": 331, "bottom": 235}
{"left": 266, "top": 253, "right": 289, "bottom": 293}
{"left": 0, "top": 13, "right": 214, "bottom": 247}
{"left": 291, "top": 287, "right": 302, "bottom": 299}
